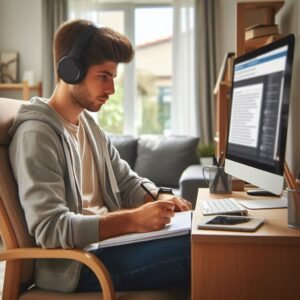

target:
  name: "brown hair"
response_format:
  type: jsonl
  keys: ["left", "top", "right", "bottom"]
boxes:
{"left": 53, "top": 19, "right": 134, "bottom": 80}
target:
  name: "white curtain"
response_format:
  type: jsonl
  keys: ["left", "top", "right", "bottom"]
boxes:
{"left": 171, "top": 0, "right": 198, "bottom": 136}
{"left": 68, "top": 0, "right": 98, "bottom": 21}
{"left": 42, "top": 0, "right": 68, "bottom": 97}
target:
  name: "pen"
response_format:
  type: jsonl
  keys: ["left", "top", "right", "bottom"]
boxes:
{"left": 213, "top": 154, "right": 219, "bottom": 167}
{"left": 296, "top": 169, "right": 300, "bottom": 188}
{"left": 284, "top": 162, "right": 297, "bottom": 190}
{"left": 141, "top": 183, "right": 157, "bottom": 201}
{"left": 218, "top": 152, "right": 224, "bottom": 167}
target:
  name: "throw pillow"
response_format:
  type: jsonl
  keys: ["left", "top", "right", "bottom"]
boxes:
{"left": 134, "top": 135, "right": 200, "bottom": 187}
{"left": 109, "top": 135, "right": 138, "bottom": 169}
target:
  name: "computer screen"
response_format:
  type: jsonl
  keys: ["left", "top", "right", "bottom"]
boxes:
{"left": 225, "top": 34, "right": 295, "bottom": 195}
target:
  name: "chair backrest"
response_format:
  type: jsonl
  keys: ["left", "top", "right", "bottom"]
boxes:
{"left": 0, "top": 97, "right": 35, "bottom": 285}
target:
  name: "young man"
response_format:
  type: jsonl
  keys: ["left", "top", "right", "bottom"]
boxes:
{"left": 9, "top": 19, "right": 191, "bottom": 293}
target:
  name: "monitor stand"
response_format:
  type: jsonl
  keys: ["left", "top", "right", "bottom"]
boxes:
{"left": 239, "top": 190, "right": 287, "bottom": 209}
{"left": 246, "top": 189, "right": 277, "bottom": 197}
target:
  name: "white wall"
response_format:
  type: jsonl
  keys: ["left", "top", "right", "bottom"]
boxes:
{"left": 215, "top": 0, "right": 236, "bottom": 68}
{"left": 0, "top": 0, "right": 42, "bottom": 98}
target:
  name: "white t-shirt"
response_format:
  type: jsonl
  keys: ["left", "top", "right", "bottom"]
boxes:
{"left": 61, "top": 117, "right": 108, "bottom": 216}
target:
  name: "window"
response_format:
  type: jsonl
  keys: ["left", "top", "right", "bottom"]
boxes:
{"left": 135, "top": 7, "right": 173, "bottom": 134}
{"left": 69, "top": 1, "right": 173, "bottom": 135}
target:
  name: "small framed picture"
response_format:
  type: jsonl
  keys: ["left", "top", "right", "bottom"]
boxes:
{"left": 0, "top": 51, "right": 19, "bottom": 83}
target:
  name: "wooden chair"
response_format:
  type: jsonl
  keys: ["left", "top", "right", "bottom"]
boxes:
{"left": 0, "top": 97, "right": 187, "bottom": 300}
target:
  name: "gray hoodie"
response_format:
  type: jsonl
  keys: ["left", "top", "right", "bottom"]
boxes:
{"left": 9, "top": 97, "right": 156, "bottom": 292}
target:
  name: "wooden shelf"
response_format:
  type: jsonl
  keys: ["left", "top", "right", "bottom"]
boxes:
{"left": 213, "top": 53, "right": 235, "bottom": 157}
{"left": 236, "top": 1, "right": 284, "bottom": 56}
{"left": 0, "top": 81, "right": 42, "bottom": 100}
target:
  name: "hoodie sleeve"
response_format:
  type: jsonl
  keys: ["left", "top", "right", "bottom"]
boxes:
{"left": 9, "top": 123, "right": 100, "bottom": 249}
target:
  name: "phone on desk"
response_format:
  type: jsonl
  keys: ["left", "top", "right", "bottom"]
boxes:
{"left": 197, "top": 215, "right": 264, "bottom": 232}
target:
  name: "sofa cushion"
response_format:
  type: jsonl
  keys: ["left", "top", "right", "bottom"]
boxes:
{"left": 134, "top": 135, "right": 200, "bottom": 187}
{"left": 109, "top": 135, "right": 138, "bottom": 169}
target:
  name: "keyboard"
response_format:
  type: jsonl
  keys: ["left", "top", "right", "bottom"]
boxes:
{"left": 200, "top": 198, "right": 248, "bottom": 216}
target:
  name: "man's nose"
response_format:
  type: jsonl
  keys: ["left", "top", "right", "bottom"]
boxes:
{"left": 105, "top": 81, "right": 115, "bottom": 95}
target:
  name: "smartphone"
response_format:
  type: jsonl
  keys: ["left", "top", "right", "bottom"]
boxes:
{"left": 207, "top": 215, "right": 250, "bottom": 225}
{"left": 197, "top": 215, "right": 264, "bottom": 232}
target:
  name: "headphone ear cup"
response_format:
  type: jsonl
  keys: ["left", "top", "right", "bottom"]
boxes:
{"left": 57, "top": 56, "right": 87, "bottom": 84}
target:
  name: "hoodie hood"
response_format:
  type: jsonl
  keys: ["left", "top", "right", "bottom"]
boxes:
{"left": 9, "top": 97, "right": 65, "bottom": 139}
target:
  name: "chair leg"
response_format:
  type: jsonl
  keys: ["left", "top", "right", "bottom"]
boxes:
{"left": 2, "top": 260, "right": 21, "bottom": 300}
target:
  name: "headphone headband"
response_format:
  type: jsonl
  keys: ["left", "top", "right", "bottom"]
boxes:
{"left": 68, "top": 24, "right": 98, "bottom": 57}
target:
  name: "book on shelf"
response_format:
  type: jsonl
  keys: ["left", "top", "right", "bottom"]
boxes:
{"left": 245, "top": 24, "right": 279, "bottom": 41}
{"left": 86, "top": 211, "right": 192, "bottom": 249}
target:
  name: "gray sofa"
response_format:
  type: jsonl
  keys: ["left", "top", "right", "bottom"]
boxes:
{"left": 109, "top": 135, "right": 207, "bottom": 208}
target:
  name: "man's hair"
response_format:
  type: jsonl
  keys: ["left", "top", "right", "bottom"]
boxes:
{"left": 53, "top": 19, "right": 134, "bottom": 80}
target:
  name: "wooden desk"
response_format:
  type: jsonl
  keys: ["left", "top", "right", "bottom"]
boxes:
{"left": 191, "top": 188, "right": 300, "bottom": 300}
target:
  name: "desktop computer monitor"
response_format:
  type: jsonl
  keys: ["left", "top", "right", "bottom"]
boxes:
{"left": 225, "top": 34, "right": 295, "bottom": 195}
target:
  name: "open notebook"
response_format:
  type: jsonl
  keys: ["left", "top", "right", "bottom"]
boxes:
{"left": 86, "top": 211, "right": 192, "bottom": 249}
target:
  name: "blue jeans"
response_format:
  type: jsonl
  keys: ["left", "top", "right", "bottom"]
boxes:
{"left": 76, "top": 234, "right": 191, "bottom": 292}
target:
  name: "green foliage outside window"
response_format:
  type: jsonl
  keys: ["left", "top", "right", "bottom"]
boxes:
{"left": 137, "top": 71, "right": 168, "bottom": 134}
{"left": 98, "top": 84, "right": 124, "bottom": 134}
{"left": 138, "top": 94, "right": 162, "bottom": 134}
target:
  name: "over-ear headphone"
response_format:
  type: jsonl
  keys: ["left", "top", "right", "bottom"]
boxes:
{"left": 57, "top": 24, "right": 98, "bottom": 84}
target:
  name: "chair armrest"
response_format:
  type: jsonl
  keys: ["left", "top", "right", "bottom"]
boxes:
{"left": 0, "top": 247, "right": 115, "bottom": 300}
{"left": 179, "top": 165, "right": 208, "bottom": 208}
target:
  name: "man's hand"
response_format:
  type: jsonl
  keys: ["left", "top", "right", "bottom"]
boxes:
{"left": 132, "top": 200, "right": 175, "bottom": 232}
{"left": 99, "top": 200, "right": 176, "bottom": 240}
{"left": 156, "top": 194, "right": 192, "bottom": 212}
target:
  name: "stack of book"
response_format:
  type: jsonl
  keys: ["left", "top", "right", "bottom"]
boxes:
{"left": 245, "top": 24, "right": 279, "bottom": 41}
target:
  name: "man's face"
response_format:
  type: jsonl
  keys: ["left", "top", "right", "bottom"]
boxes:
{"left": 70, "top": 61, "right": 117, "bottom": 112}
